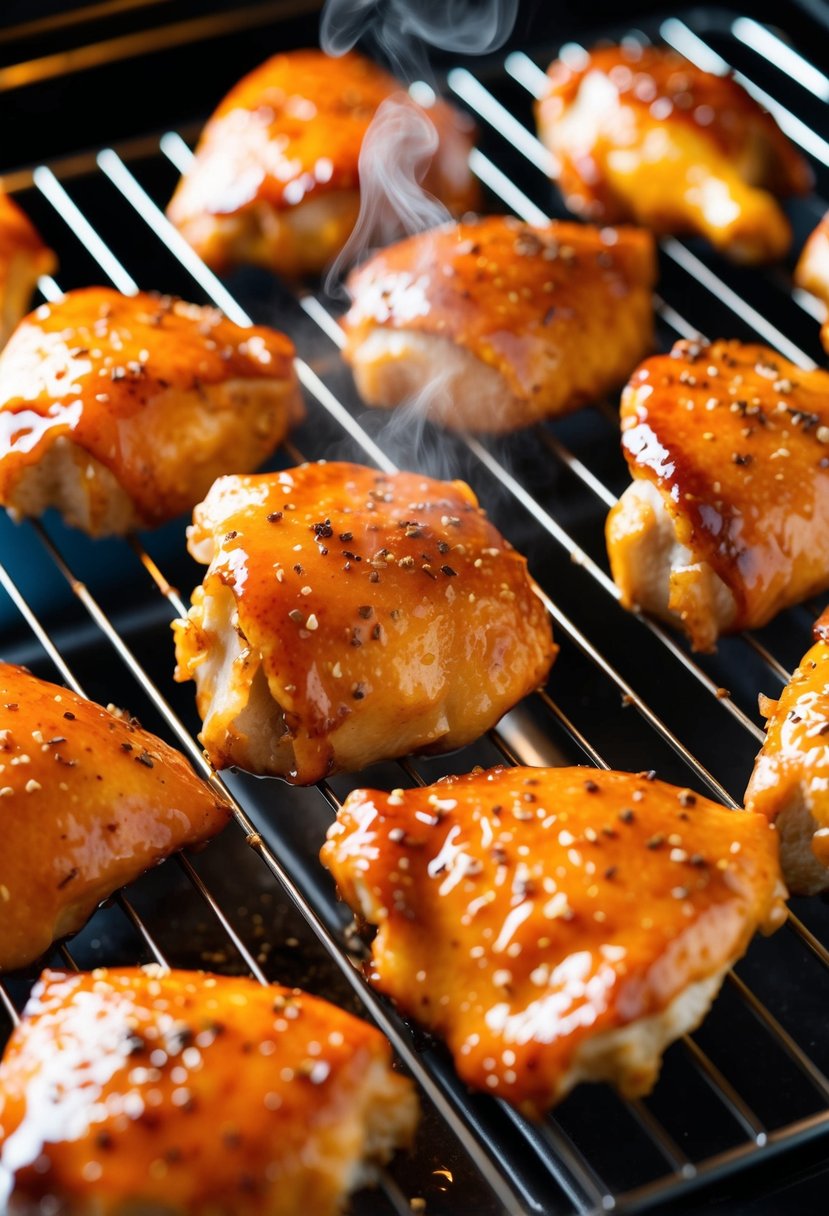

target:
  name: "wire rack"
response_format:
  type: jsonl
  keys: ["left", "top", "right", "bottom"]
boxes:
{"left": 2, "top": 6, "right": 829, "bottom": 1214}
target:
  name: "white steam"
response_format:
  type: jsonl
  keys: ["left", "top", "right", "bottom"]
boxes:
{"left": 324, "top": 92, "right": 450, "bottom": 294}
{"left": 321, "top": 0, "right": 519, "bottom": 81}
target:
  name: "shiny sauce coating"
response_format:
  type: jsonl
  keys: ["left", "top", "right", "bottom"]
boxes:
{"left": 322, "top": 765, "right": 784, "bottom": 1114}
{"left": 619, "top": 338, "right": 829, "bottom": 630}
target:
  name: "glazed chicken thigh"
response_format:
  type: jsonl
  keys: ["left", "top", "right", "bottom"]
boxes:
{"left": 0, "top": 968, "right": 417, "bottom": 1215}
{"left": 0, "top": 663, "right": 229, "bottom": 972}
{"left": 173, "top": 462, "right": 556, "bottom": 784}
{"left": 607, "top": 339, "right": 829, "bottom": 650}
{"left": 0, "top": 193, "right": 55, "bottom": 349}
{"left": 746, "top": 608, "right": 829, "bottom": 895}
{"left": 322, "top": 765, "right": 785, "bottom": 1115}
{"left": 167, "top": 49, "right": 479, "bottom": 278}
{"left": 341, "top": 216, "right": 656, "bottom": 432}
{"left": 0, "top": 287, "right": 302, "bottom": 536}
{"left": 536, "top": 44, "right": 810, "bottom": 262}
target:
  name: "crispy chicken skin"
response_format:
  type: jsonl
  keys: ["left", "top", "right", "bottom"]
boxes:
{"left": 341, "top": 216, "right": 656, "bottom": 433}
{"left": 167, "top": 49, "right": 479, "bottom": 278}
{"left": 795, "top": 212, "right": 829, "bottom": 351}
{"left": 0, "top": 664, "right": 229, "bottom": 972}
{"left": 321, "top": 766, "right": 785, "bottom": 1115}
{"left": 746, "top": 608, "right": 829, "bottom": 895}
{"left": 0, "top": 194, "right": 55, "bottom": 349}
{"left": 0, "top": 967, "right": 417, "bottom": 1215}
{"left": 536, "top": 44, "right": 811, "bottom": 262}
{"left": 0, "top": 287, "right": 302, "bottom": 537}
{"left": 173, "top": 462, "right": 556, "bottom": 784}
{"left": 607, "top": 338, "right": 829, "bottom": 651}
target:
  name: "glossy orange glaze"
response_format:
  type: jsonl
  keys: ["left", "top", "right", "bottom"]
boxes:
{"left": 174, "top": 462, "right": 556, "bottom": 784}
{"left": 746, "top": 606, "right": 829, "bottom": 887}
{"left": 536, "top": 45, "right": 810, "bottom": 260}
{"left": 795, "top": 212, "right": 829, "bottom": 352}
{"left": 0, "top": 287, "right": 300, "bottom": 530}
{"left": 0, "top": 194, "right": 55, "bottom": 346}
{"left": 614, "top": 338, "right": 829, "bottom": 633}
{"left": 0, "top": 663, "right": 229, "bottom": 972}
{"left": 167, "top": 49, "right": 479, "bottom": 274}
{"left": 0, "top": 968, "right": 417, "bottom": 1215}
{"left": 342, "top": 216, "right": 655, "bottom": 424}
{"left": 322, "top": 765, "right": 784, "bottom": 1115}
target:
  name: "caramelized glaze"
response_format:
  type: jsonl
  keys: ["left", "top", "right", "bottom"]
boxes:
{"left": 0, "top": 287, "right": 301, "bottom": 532}
{"left": 174, "top": 462, "right": 556, "bottom": 783}
{"left": 167, "top": 49, "right": 479, "bottom": 275}
{"left": 0, "top": 193, "right": 55, "bottom": 348}
{"left": 341, "top": 215, "right": 656, "bottom": 430}
{"left": 0, "top": 968, "right": 417, "bottom": 1215}
{"left": 322, "top": 765, "right": 784, "bottom": 1114}
{"left": 611, "top": 338, "right": 829, "bottom": 638}
{"left": 746, "top": 607, "right": 829, "bottom": 892}
{"left": 537, "top": 44, "right": 810, "bottom": 261}
{"left": 0, "top": 663, "right": 229, "bottom": 971}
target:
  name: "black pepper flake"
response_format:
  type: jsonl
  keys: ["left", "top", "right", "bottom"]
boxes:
{"left": 267, "top": 511, "right": 283, "bottom": 523}
{"left": 357, "top": 605, "right": 373, "bottom": 619}
{"left": 371, "top": 624, "right": 382, "bottom": 640}
{"left": 618, "top": 809, "right": 635, "bottom": 823}
{"left": 57, "top": 867, "right": 78, "bottom": 889}
{"left": 339, "top": 531, "right": 353, "bottom": 542}
{"left": 369, "top": 571, "right": 380, "bottom": 583}
{"left": 224, "top": 530, "right": 238, "bottom": 541}
{"left": 350, "top": 629, "right": 362, "bottom": 647}
{"left": 601, "top": 826, "right": 618, "bottom": 838}
{"left": 604, "top": 866, "right": 617, "bottom": 880}
{"left": 313, "top": 519, "right": 334, "bottom": 539}
{"left": 63, "top": 711, "right": 75, "bottom": 720}
{"left": 288, "top": 609, "right": 305, "bottom": 625}
{"left": 646, "top": 834, "right": 665, "bottom": 849}
{"left": 352, "top": 683, "right": 366, "bottom": 700}
{"left": 293, "top": 563, "right": 303, "bottom": 575}
{"left": 731, "top": 453, "right": 752, "bottom": 466}
{"left": 583, "top": 779, "right": 599, "bottom": 793}
{"left": 135, "top": 751, "right": 154, "bottom": 768}
{"left": 437, "top": 540, "right": 451, "bottom": 554}
{"left": 678, "top": 791, "right": 697, "bottom": 807}
{"left": 4, "top": 704, "right": 18, "bottom": 712}
{"left": 690, "top": 853, "right": 707, "bottom": 867}
{"left": 120, "top": 742, "right": 133, "bottom": 752}
{"left": 441, "top": 565, "right": 457, "bottom": 577}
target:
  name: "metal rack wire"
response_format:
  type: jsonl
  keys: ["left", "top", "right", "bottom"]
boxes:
{"left": 1, "top": 7, "right": 829, "bottom": 1214}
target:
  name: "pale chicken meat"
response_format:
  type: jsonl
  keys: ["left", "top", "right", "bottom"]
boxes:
{"left": 607, "top": 338, "right": 829, "bottom": 650}
{"left": 173, "top": 462, "right": 556, "bottom": 784}
{"left": 0, "top": 663, "right": 229, "bottom": 972}
{"left": 746, "top": 608, "right": 829, "bottom": 895}
{"left": 0, "top": 193, "right": 55, "bottom": 349}
{"left": 321, "top": 765, "right": 785, "bottom": 1115}
{"left": 0, "top": 287, "right": 303, "bottom": 536}
{"left": 536, "top": 44, "right": 811, "bottom": 262}
{"left": 341, "top": 215, "right": 656, "bottom": 433}
{"left": 795, "top": 212, "right": 829, "bottom": 352}
{"left": 167, "top": 49, "right": 479, "bottom": 279}
{"left": 0, "top": 967, "right": 417, "bottom": 1215}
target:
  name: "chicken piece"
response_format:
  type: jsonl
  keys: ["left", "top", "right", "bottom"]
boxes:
{"left": 0, "top": 663, "right": 229, "bottom": 972}
{"left": 795, "top": 212, "right": 829, "bottom": 352}
{"left": 536, "top": 44, "right": 811, "bottom": 263}
{"left": 341, "top": 216, "right": 655, "bottom": 433}
{"left": 0, "top": 287, "right": 302, "bottom": 537}
{"left": 607, "top": 338, "right": 829, "bottom": 651}
{"left": 0, "top": 967, "right": 417, "bottom": 1214}
{"left": 173, "top": 462, "right": 556, "bottom": 784}
{"left": 167, "top": 49, "right": 479, "bottom": 279}
{"left": 322, "top": 765, "right": 785, "bottom": 1115}
{"left": 745, "top": 608, "right": 829, "bottom": 895}
{"left": 0, "top": 193, "right": 55, "bottom": 349}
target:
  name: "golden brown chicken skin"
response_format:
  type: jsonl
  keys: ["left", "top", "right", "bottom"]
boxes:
{"left": 341, "top": 216, "right": 656, "bottom": 433}
{"left": 536, "top": 45, "right": 811, "bottom": 262}
{"left": 795, "top": 212, "right": 829, "bottom": 352}
{"left": 0, "top": 287, "right": 302, "bottom": 537}
{"left": 0, "top": 967, "right": 417, "bottom": 1215}
{"left": 746, "top": 608, "right": 829, "bottom": 894}
{"left": 0, "top": 664, "right": 229, "bottom": 972}
{"left": 607, "top": 338, "right": 829, "bottom": 651}
{"left": 173, "top": 462, "right": 556, "bottom": 784}
{"left": 321, "top": 765, "right": 785, "bottom": 1115}
{"left": 167, "top": 49, "right": 479, "bottom": 279}
{"left": 0, "top": 193, "right": 55, "bottom": 349}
